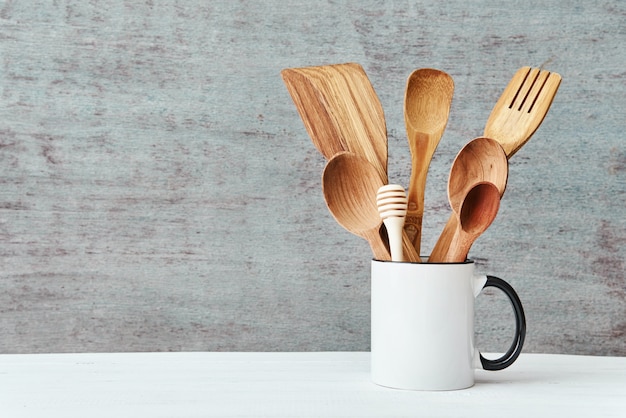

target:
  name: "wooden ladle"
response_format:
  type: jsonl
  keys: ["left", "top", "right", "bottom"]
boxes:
{"left": 403, "top": 68, "right": 454, "bottom": 255}
{"left": 322, "top": 152, "right": 420, "bottom": 262}
{"left": 445, "top": 182, "right": 501, "bottom": 263}
{"left": 429, "top": 137, "right": 508, "bottom": 262}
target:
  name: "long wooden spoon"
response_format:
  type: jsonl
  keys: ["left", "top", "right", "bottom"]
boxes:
{"left": 429, "top": 137, "right": 508, "bottom": 262}
{"left": 281, "top": 63, "right": 388, "bottom": 183}
{"left": 322, "top": 152, "right": 420, "bottom": 262}
{"left": 484, "top": 66, "right": 562, "bottom": 157}
{"left": 403, "top": 68, "right": 454, "bottom": 255}
{"left": 444, "top": 182, "right": 501, "bottom": 262}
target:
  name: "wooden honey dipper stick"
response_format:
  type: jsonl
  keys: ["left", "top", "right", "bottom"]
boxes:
{"left": 377, "top": 184, "right": 409, "bottom": 262}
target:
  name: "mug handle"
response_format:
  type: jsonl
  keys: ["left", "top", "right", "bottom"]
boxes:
{"left": 478, "top": 275, "right": 526, "bottom": 371}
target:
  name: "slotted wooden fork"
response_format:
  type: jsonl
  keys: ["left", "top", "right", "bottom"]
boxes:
{"left": 483, "top": 66, "right": 562, "bottom": 157}
{"left": 429, "top": 66, "right": 561, "bottom": 262}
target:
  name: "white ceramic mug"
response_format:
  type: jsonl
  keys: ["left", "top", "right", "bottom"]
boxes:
{"left": 371, "top": 259, "right": 525, "bottom": 391}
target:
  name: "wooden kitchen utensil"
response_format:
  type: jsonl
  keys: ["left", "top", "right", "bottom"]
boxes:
{"left": 429, "top": 67, "right": 561, "bottom": 262}
{"left": 403, "top": 68, "right": 454, "bottom": 256}
{"left": 281, "top": 63, "right": 388, "bottom": 183}
{"left": 322, "top": 152, "right": 390, "bottom": 261}
{"left": 484, "top": 66, "right": 562, "bottom": 157}
{"left": 323, "top": 152, "right": 420, "bottom": 262}
{"left": 377, "top": 184, "right": 408, "bottom": 262}
{"left": 444, "top": 181, "right": 501, "bottom": 263}
{"left": 429, "top": 137, "right": 508, "bottom": 262}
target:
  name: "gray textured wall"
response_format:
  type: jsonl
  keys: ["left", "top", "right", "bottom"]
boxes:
{"left": 0, "top": 1, "right": 624, "bottom": 355}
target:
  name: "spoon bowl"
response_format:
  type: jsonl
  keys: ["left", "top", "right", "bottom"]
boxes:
{"left": 322, "top": 153, "right": 421, "bottom": 262}
{"left": 459, "top": 182, "right": 500, "bottom": 234}
{"left": 445, "top": 181, "right": 501, "bottom": 262}
{"left": 322, "top": 152, "right": 390, "bottom": 261}
{"left": 429, "top": 137, "right": 508, "bottom": 262}
{"left": 448, "top": 137, "right": 509, "bottom": 210}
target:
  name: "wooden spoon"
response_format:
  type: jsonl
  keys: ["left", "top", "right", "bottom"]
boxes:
{"left": 403, "top": 68, "right": 454, "bottom": 255}
{"left": 281, "top": 63, "right": 388, "bottom": 183}
{"left": 429, "top": 137, "right": 508, "bottom": 262}
{"left": 444, "top": 182, "right": 501, "bottom": 262}
{"left": 322, "top": 152, "right": 420, "bottom": 262}
{"left": 484, "top": 66, "right": 562, "bottom": 158}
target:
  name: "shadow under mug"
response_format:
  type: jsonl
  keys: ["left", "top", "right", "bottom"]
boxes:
{"left": 371, "top": 259, "right": 526, "bottom": 391}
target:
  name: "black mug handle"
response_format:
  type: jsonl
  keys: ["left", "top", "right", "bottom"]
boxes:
{"left": 479, "top": 275, "right": 527, "bottom": 371}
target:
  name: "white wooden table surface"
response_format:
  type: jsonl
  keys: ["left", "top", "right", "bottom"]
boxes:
{"left": 1, "top": 352, "right": 625, "bottom": 417}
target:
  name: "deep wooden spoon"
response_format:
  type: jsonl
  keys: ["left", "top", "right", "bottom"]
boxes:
{"left": 322, "top": 152, "right": 420, "bottom": 262}
{"left": 428, "top": 137, "right": 508, "bottom": 262}
{"left": 445, "top": 182, "right": 501, "bottom": 262}
{"left": 403, "top": 68, "right": 454, "bottom": 255}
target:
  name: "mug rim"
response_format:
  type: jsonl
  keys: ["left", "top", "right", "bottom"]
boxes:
{"left": 372, "top": 258, "right": 475, "bottom": 265}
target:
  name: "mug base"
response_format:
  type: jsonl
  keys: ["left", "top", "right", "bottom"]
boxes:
{"left": 371, "top": 377, "right": 475, "bottom": 391}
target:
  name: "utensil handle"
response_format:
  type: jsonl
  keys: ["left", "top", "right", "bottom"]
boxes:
{"left": 383, "top": 217, "right": 405, "bottom": 262}
{"left": 445, "top": 227, "right": 472, "bottom": 263}
{"left": 401, "top": 231, "right": 421, "bottom": 263}
{"left": 366, "top": 228, "right": 392, "bottom": 261}
{"left": 428, "top": 214, "right": 457, "bottom": 262}
{"left": 405, "top": 136, "right": 433, "bottom": 256}
{"left": 405, "top": 173, "right": 427, "bottom": 255}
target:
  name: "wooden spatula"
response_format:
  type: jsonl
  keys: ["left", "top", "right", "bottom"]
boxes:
{"left": 483, "top": 66, "right": 562, "bottom": 157}
{"left": 283, "top": 66, "right": 420, "bottom": 261}
{"left": 281, "top": 63, "right": 388, "bottom": 183}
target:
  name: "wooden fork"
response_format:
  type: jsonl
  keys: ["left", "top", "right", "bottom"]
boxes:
{"left": 429, "top": 66, "right": 561, "bottom": 262}
{"left": 483, "top": 66, "right": 562, "bottom": 157}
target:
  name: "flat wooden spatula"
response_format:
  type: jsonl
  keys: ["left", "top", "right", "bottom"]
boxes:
{"left": 281, "top": 63, "right": 388, "bottom": 183}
